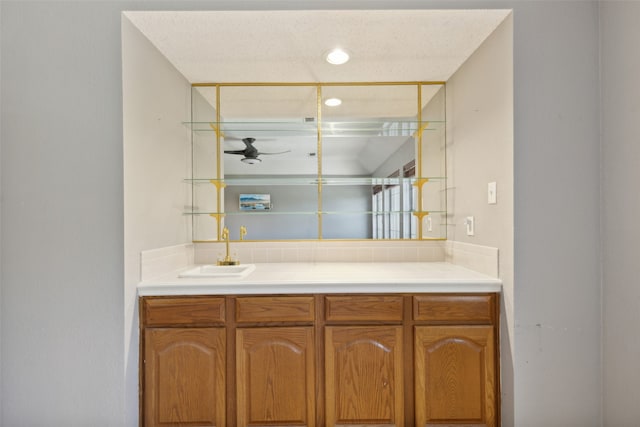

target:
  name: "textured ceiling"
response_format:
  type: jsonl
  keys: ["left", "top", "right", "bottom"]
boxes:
{"left": 124, "top": 9, "right": 511, "bottom": 83}
{"left": 124, "top": 9, "right": 510, "bottom": 175}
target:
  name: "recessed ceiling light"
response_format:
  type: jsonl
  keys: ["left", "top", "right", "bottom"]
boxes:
{"left": 324, "top": 98, "right": 342, "bottom": 107}
{"left": 325, "top": 48, "right": 350, "bottom": 65}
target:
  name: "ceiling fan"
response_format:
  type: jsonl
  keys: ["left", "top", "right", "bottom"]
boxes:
{"left": 224, "top": 137, "right": 291, "bottom": 164}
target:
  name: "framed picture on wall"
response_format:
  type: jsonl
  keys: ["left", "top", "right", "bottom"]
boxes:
{"left": 239, "top": 194, "right": 272, "bottom": 211}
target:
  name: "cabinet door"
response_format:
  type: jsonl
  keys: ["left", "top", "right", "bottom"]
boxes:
{"left": 236, "top": 327, "right": 316, "bottom": 427}
{"left": 415, "top": 326, "right": 496, "bottom": 427}
{"left": 144, "top": 328, "right": 226, "bottom": 427}
{"left": 325, "top": 326, "right": 404, "bottom": 427}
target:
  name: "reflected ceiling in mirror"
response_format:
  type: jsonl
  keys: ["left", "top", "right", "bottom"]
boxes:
{"left": 193, "top": 84, "right": 440, "bottom": 176}
{"left": 188, "top": 82, "right": 447, "bottom": 241}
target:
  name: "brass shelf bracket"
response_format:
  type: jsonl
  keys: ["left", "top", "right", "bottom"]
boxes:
{"left": 412, "top": 177, "right": 430, "bottom": 190}
{"left": 209, "top": 213, "right": 226, "bottom": 223}
{"left": 413, "top": 122, "right": 430, "bottom": 138}
{"left": 412, "top": 211, "right": 431, "bottom": 221}
{"left": 209, "top": 180, "right": 227, "bottom": 190}
{"left": 208, "top": 122, "right": 225, "bottom": 139}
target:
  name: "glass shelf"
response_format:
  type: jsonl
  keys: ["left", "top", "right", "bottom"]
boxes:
{"left": 322, "top": 210, "right": 446, "bottom": 215}
{"left": 184, "top": 210, "right": 445, "bottom": 216}
{"left": 183, "top": 120, "right": 445, "bottom": 137}
{"left": 186, "top": 176, "right": 447, "bottom": 186}
{"left": 186, "top": 211, "right": 316, "bottom": 216}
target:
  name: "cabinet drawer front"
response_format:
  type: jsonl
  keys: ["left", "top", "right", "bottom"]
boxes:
{"left": 235, "top": 296, "right": 315, "bottom": 323}
{"left": 413, "top": 294, "right": 495, "bottom": 323}
{"left": 325, "top": 295, "right": 404, "bottom": 322}
{"left": 142, "top": 297, "right": 225, "bottom": 326}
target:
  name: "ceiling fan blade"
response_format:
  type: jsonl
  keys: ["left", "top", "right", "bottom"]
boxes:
{"left": 257, "top": 150, "right": 292, "bottom": 156}
{"left": 224, "top": 150, "right": 247, "bottom": 155}
{"left": 224, "top": 136, "right": 277, "bottom": 141}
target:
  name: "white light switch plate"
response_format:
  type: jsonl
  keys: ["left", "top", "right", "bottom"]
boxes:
{"left": 488, "top": 182, "right": 497, "bottom": 204}
{"left": 465, "top": 216, "right": 475, "bottom": 236}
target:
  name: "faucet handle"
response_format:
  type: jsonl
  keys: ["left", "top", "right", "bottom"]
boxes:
{"left": 240, "top": 226, "right": 247, "bottom": 241}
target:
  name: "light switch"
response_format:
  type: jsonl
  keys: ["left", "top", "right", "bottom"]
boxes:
{"left": 488, "top": 182, "right": 497, "bottom": 204}
{"left": 465, "top": 216, "right": 475, "bottom": 236}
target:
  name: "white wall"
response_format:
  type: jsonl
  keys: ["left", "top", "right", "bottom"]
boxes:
{"left": 0, "top": 1, "right": 611, "bottom": 426}
{"left": 0, "top": 2, "right": 3, "bottom": 421}
{"left": 513, "top": 2, "right": 602, "bottom": 426}
{"left": 600, "top": 2, "right": 640, "bottom": 424}
{"left": 445, "top": 15, "right": 515, "bottom": 424}
{"left": 122, "top": 15, "right": 192, "bottom": 426}
{"left": 1, "top": 2, "right": 126, "bottom": 424}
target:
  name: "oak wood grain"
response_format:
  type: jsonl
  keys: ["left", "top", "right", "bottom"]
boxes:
{"left": 143, "top": 296, "right": 225, "bottom": 326}
{"left": 144, "top": 327, "right": 226, "bottom": 427}
{"left": 325, "top": 326, "right": 404, "bottom": 427}
{"left": 235, "top": 296, "right": 315, "bottom": 323}
{"left": 140, "top": 293, "right": 499, "bottom": 427}
{"left": 413, "top": 294, "right": 495, "bottom": 324}
{"left": 236, "top": 326, "right": 315, "bottom": 426}
{"left": 325, "top": 295, "right": 403, "bottom": 322}
{"left": 415, "top": 325, "right": 496, "bottom": 427}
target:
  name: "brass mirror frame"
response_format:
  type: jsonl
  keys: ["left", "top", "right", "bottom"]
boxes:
{"left": 189, "top": 81, "right": 446, "bottom": 242}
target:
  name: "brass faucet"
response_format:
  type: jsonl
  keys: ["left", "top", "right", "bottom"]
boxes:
{"left": 217, "top": 226, "right": 240, "bottom": 266}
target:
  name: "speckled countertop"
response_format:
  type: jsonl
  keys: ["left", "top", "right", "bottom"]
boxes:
{"left": 137, "top": 262, "right": 502, "bottom": 296}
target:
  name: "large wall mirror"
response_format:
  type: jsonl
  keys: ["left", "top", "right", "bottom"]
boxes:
{"left": 187, "top": 82, "right": 446, "bottom": 241}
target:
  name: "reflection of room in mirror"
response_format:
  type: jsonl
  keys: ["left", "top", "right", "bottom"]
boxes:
{"left": 189, "top": 82, "right": 447, "bottom": 241}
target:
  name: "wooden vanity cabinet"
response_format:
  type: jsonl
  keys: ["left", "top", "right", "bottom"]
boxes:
{"left": 413, "top": 294, "right": 498, "bottom": 427}
{"left": 141, "top": 297, "right": 227, "bottom": 427}
{"left": 234, "top": 296, "right": 316, "bottom": 427}
{"left": 324, "top": 295, "right": 405, "bottom": 427}
{"left": 140, "top": 293, "right": 499, "bottom": 427}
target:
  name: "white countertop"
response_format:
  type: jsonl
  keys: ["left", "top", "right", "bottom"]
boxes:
{"left": 137, "top": 262, "right": 502, "bottom": 296}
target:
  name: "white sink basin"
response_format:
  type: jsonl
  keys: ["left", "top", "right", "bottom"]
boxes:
{"left": 179, "top": 264, "right": 256, "bottom": 278}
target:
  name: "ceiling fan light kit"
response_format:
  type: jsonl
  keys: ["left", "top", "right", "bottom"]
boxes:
{"left": 241, "top": 157, "right": 261, "bottom": 164}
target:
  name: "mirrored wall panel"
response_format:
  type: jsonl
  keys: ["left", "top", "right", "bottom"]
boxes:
{"left": 185, "top": 82, "right": 446, "bottom": 241}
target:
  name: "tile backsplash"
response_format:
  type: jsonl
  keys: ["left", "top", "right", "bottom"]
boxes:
{"left": 140, "top": 243, "right": 194, "bottom": 281}
{"left": 194, "top": 240, "right": 446, "bottom": 264}
{"left": 444, "top": 240, "right": 499, "bottom": 277}
{"left": 139, "top": 240, "right": 500, "bottom": 281}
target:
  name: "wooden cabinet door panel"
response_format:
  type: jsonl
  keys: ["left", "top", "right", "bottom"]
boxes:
{"left": 144, "top": 328, "right": 225, "bottom": 427}
{"left": 415, "top": 326, "right": 496, "bottom": 427}
{"left": 325, "top": 326, "right": 404, "bottom": 427}
{"left": 236, "top": 327, "right": 316, "bottom": 427}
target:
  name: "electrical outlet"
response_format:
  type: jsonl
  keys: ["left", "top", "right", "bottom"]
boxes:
{"left": 426, "top": 216, "right": 433, "bottom": 232}
{"left": 488, "top": 182, "right": 497, "bottom": 204}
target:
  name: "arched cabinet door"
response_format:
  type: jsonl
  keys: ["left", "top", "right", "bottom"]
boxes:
{"left": 325, "top": 326, "right": 404, "bottom": 427}
{"left": 414, "top": 326, "right": 496, "bottom": 427}
{"left": 144, "top": 327, "right": 226, "bottom": 427}
{"left": 236, "top": 326, "right": 316, "bottom": 427}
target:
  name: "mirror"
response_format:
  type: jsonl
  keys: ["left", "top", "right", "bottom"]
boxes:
{"left": 188, "top": 82, "right": 446, "bottom": 241}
